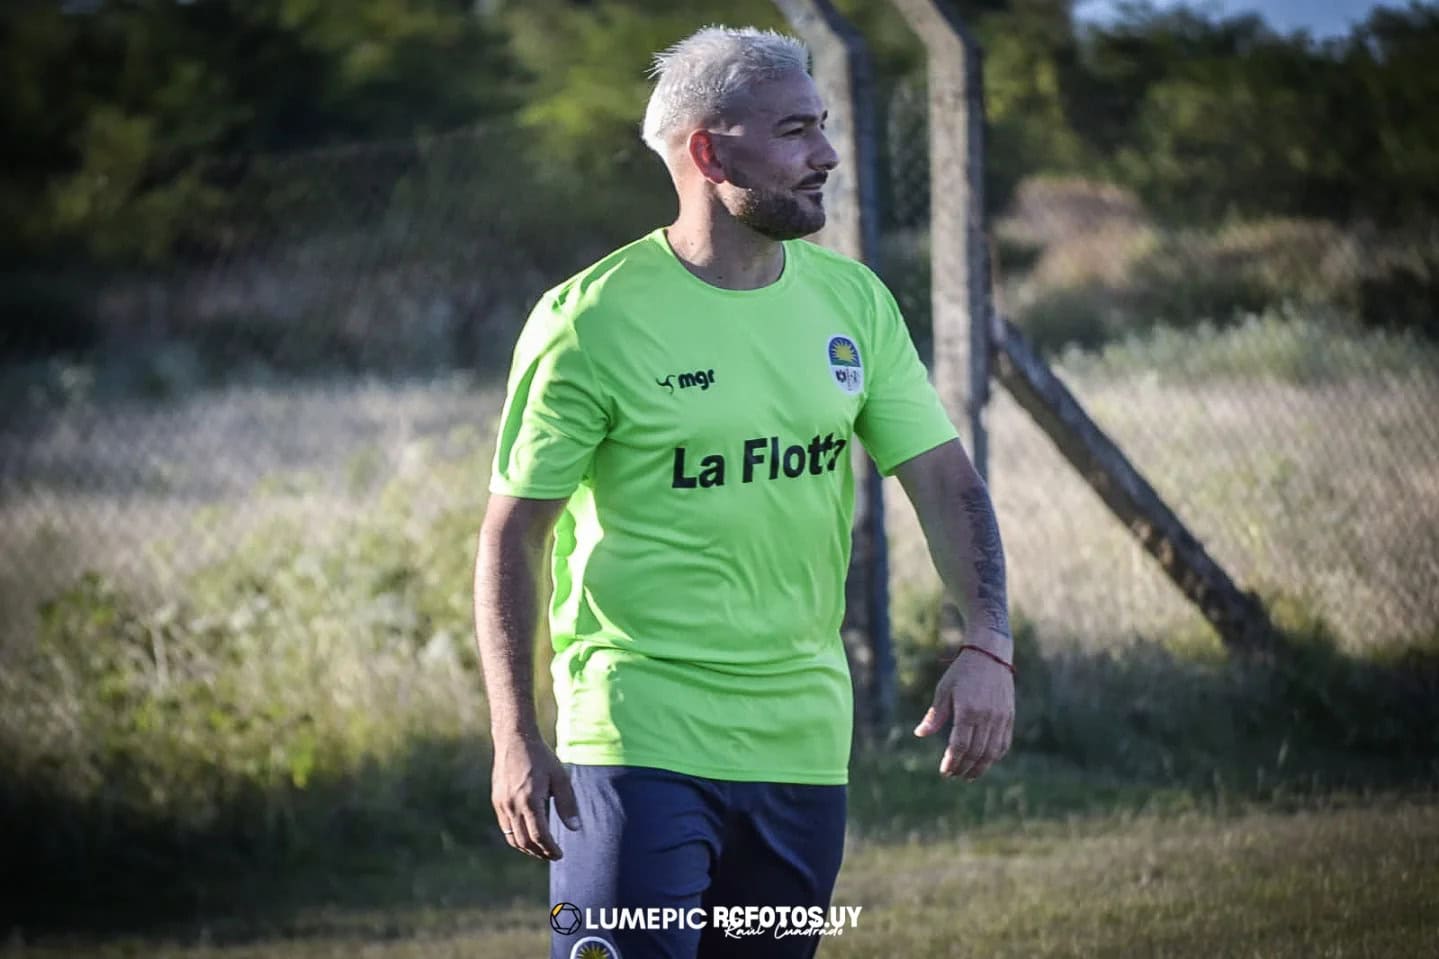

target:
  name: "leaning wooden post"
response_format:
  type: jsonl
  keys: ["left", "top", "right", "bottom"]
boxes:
{"left": 885, "top": 0, "right": 991, "bottom": 481}
{"left": 993, "top": 319, "right": 1280, "bottom": 655}
{"left": 773, "top": 0, "right": 895, "bottom": 734}
{"left": 886, "top": 2, "right": 1275, "bottom": 659}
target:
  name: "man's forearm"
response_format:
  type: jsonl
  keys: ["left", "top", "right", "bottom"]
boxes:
{"left": 474, "top": 524, "right": 549, "bottom": 741}
{"left": 951, "top": 481, "right": 1012, "bottom": 650}
{"left": 899, "top": 442, "right": 1013, "bottom": 660}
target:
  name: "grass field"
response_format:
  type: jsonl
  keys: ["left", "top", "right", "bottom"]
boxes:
{"left": 11, "top": 792, "right": 1437, "bottom": 957}
{"left": 2, "top": 315, "right": 1437, "bottom": 957}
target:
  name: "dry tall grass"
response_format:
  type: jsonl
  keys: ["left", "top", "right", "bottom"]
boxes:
{"left": 0, "top": 373, "right": 499, "bottom": 649}
{"left": 4, "top": 321, "right": 1435, "bottom": 660}
{"left": 888, "top": 330, "right": 1439, "bottom": 653}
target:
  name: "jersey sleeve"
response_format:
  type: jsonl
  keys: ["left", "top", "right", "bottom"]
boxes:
{"left": 489, "top": 293, "right": 611, "bottom": 499}
{"left": 853, "top": 275, "right": 959, "bottom": 475}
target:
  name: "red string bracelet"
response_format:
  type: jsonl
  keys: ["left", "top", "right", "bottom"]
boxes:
{"left": 939, "top": 643, "right": 1016, "bottom": 676}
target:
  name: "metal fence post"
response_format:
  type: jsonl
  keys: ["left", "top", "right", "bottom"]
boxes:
{"left": 773, "top": 0, "right": 895, "bottom": 734}
{"left": 885, "top": 0, "right": 991, "bottom": 482}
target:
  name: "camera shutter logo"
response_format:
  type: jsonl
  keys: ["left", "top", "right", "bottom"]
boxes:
{"left": 551, "top": 902, "right": 583, "bottom": 936}
{"left": 826, "top": 335, "right": 863, "bottom": 395}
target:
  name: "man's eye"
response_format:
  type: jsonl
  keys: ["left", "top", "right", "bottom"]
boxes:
{"left": 784, "top": 129, "right": 805, "bottom": 137}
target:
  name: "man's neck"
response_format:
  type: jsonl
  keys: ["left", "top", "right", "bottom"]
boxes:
{"left": 665, "top": 205, "right": 785, "bottom": 291}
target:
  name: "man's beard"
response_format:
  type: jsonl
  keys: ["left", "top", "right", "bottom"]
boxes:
{"left": 728, "top": 185, "right": 826, "bottom": 240}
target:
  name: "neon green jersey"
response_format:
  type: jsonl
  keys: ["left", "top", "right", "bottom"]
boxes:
{"left": 490, "top": 228, "right": 957, "bottom": 784}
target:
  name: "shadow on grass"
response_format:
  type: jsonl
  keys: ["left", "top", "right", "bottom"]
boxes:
{"left": 6, "top": 616, "right": 1438, "bottom": 942}
{"left": 0, "top": 734, "right": 541, "bottom": 941}
{"left": 853, "top": 613, "right": 1439, "bottom": 839}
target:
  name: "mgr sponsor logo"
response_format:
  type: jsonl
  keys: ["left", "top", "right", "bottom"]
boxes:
{"left": 657, "top": 369, "right": 717, "bottom": 394}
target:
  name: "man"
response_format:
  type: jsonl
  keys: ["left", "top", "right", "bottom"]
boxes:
{"left": 474, "top": 25, "right": 1014, "bottom": 959}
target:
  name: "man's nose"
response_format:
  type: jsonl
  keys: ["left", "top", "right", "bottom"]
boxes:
{"left": 813, "top": 130, "right": 840, "bottom": 172}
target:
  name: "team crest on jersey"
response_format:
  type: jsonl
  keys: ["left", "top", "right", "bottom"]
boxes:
{"left": 571, "top": 937, "right": 621, "bottom": 959}
{"left": 827, "top": 335, "right": 863, "bottom": 395}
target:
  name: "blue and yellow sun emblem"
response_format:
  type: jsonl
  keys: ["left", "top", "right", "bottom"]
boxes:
{"left": 828, "top": 335, "right": 862, "bottom": 367}
{"left": 571, "top": 937, "right": 620, "bottom": 959}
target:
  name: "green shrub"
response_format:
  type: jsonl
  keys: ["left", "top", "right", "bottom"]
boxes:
{"left": 1356, "top": 228, "right": 1439, "bottom": 338}
{"left": 0, "top": 270, "right": 102, "bottom": 358}
{"left": 891, "top": 585, "right": 1439, "bottom": 786}
{"left": 1015, "top": 284, "right": 1116, "bottom": 352}
{"left": 1056, "top": 308, "right": 1439, "bottom": 385}
{"left": 999, "top": 175, "right": 1439, "bottom": 351}
{"left": 1126, "top": 230, "right": 1279, "bottom": 328}
{"left": 0, "top": 433, "right": 496, "bottom": 881}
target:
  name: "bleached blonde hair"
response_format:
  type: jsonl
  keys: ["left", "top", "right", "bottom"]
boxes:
{"left": 641, "top": 26, "right": 810, "bottom": 159}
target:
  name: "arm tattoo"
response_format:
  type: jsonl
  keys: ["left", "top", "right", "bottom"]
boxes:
{"left": 960, "top": 486, "right": 1011, "bottom": 637}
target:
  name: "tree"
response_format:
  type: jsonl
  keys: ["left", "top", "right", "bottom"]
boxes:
{"left": 1342, "top": 3, "right": 1439, "bottom": 223}
{"left": 494, "top": 0, "right": 789, "bottom": 239}
{"left": 0, "top": 0, "right": 519, "bottom": 265}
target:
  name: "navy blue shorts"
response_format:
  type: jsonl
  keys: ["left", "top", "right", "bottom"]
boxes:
{"left": 548, "top": 764, "right": 847, "bottom": 959}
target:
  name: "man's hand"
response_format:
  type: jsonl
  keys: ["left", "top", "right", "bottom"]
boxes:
{"left": 913, "top": 648, "right": 1015, "bottom": 781}
{"left": 491, "top": 733, "right": 581, "bottom": 861}
{"left": 893, "top": 442, "right": 1014, "bottom": 781}
{"left": 475, "top": 494, "right": 575, "bottom": 860}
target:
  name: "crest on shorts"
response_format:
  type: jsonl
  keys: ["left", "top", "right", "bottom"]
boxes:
{"left": 571, "top": 937, "right": 621, "bottom": 959}
{"left": 827, "top": 334, "right": 864, "bottom": 395}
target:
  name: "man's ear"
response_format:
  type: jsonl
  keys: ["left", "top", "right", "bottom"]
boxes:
{"left": 686, "top": 130, "right": 728, "bottom": 185}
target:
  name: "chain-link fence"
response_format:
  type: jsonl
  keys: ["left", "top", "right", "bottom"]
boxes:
{"left": 0, "top": 124, "right": 587, "bottom": 650}
{"left": 878, "top": 78, "right": 1439, "bottom": 654}
{"left": 5, "top": 94, "right": 1439, "bottom": 662}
